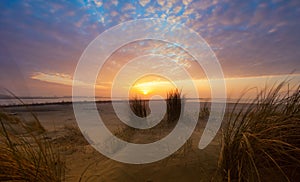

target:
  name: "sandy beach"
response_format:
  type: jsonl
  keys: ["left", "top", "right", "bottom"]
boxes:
{"left": 3, "top": 102, "right": 224, "bottom": 181}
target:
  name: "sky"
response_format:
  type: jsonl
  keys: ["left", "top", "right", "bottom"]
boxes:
{"left": 0, "top": 0, "right": 300, "bottom": 98}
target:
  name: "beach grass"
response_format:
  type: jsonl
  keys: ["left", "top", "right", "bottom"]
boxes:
{"left": 218, "top": 82, "right": 300, "bottom": 181}
{"left": 166, "top": 88, "right": 182, "bottom": 124}
{"left": 0, "top": 110, "right": 65, "bottom": 181}
{"left": 130, "top": 96, "right": 148, "bottom": 118}
{"left": 199, "top": 102, "right": 210, "bottom": 120}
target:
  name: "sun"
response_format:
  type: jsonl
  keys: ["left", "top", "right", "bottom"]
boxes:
{"left": 141, "top": 89, "right": 149, "bottom": 95}
{"left": 130, "top": 75, "right": 176, "bottom": 97}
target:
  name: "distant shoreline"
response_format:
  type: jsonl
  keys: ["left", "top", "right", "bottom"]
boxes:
{"left": 0, "top": 100, "right": 110, "bottom": 107}
{"left": 0, "top": 99, "right": 251, "bottom": 108}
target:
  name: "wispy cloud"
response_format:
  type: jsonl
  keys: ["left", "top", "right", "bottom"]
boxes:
{"left": 31, "top": 72, "right": 109, "bottom": 89}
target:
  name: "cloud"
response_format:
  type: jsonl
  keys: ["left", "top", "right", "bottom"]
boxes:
{"left": 93, "top": 0, "right": 103, "bottom": 7}
{"left": 31, "top": 72, "right": 108, "bottom": 89}
{"left": 31, "top": 72, "right": 74, "bottom": 86}
{"left": 139, "top": 0, "right": 150, "bottom": 7}
{"left": 122, "top": 3, "right": 136, "bottom": 11}
{"left": 132, "top": 80, "right": 174, "bottom": 91}
{"left": 157, "top": 0, "right": 165, "bottom": 6}
{"left": 182, "top": 0, "right": 193, "bottom": 6}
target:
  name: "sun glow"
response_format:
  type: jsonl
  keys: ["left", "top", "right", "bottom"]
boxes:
{"left": 129, "top": 75, "right": 176, "bottom": 98}
{"left": 141, "top": 89, "right": 150, "bottom": 95}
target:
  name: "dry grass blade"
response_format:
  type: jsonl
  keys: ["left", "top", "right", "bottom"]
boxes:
{"left": 166, "top": 88, "right": 183, "bottom": 124}
{"left": 0, "top": 110, "right": 65, "bottom": 181}
{"left": 130, "top": 96, "right": 148, "bottom": 118}
{"left": 218, "top": 82, "right": 300, "bottom": 182}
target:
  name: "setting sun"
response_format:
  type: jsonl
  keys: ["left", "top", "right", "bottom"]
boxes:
{"left": 129, "top": 75, "right": 176, "bottom": 98}
{"left": 141, "top": 89, "right": 150, "bottom": 95}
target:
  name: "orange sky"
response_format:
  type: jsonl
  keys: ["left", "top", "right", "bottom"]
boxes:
{"left": 29, "top": 39, "right": 300, "bottom": 99}
{"left": 30, "top": 70, "right": 300, "bottom": 99}
{"left": 28, "top": 40, "right": 300, "bottom": 99}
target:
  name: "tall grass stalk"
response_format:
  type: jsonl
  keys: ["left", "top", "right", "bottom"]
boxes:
{"left": 166, "top": 89, "right": 182, "bottom": 124}
{"left": 130, "top": 96, "right": 147, "bottom": 118}
{"left": 219, "top": 82, "right": 300, "bottom": 181}
{"left": 0, "top": 110, "right": 64, "bottom": 181}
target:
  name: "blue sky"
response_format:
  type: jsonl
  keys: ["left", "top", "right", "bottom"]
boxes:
{"left": 0, "top": 0, "right": 300, "bottom": 96}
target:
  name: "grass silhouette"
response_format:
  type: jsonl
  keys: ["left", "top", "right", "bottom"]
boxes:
{"left": 130, "top": 96, "right": 148, "bottom": 118}
{"left": 166, "top": 89, "right": 182, "bottom": 124}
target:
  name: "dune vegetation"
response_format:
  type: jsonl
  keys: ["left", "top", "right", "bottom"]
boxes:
{"left": 166, "top": 88, "right": 182, "bottom": 124}
{"left": 218, "top": 82, "right": 300, "bottom": 181}
{"left": 0, "top": 110, "right": 65, "bottom": 181}
{"left": 130, "top": 96, "right": 148, "bottom": 118}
